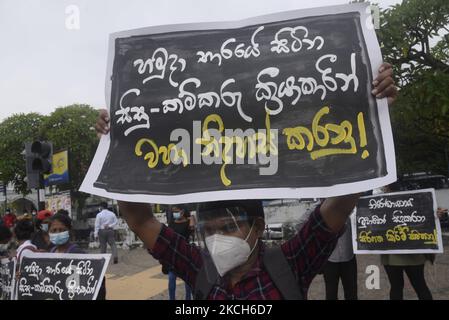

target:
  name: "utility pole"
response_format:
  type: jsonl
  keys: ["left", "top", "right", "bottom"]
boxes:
{"left": 2, "top": 182, "right": 6, "bottom": 212}
{"left": 24, "top": 141, "right": 53, "bottom": 211}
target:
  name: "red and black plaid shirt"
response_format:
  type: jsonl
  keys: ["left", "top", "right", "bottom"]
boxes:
{"left": 149, "top": 205, "right": 341, "bottom": 300}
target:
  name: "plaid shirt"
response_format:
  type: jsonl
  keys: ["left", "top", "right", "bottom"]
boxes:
{"left": 149, "top": 205, "right": 341, "bottom": 300}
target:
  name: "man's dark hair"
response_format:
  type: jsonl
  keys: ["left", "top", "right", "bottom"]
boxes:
{"left": 197, "top": 200, "right": 264, "bottom": 221}
{"left": 0, "top": 225, "right": 12, "bottom": 242}
{"left": 14, "top": 220, "right": 35, "bottom": 241}
{"left": 56, "top": 209, "right": 69, "bottom": 216}
{"left": 48, "top": 213, "right": 72, "bottom": 230}
{"left": 100, "top": 202, "right": 108, "bottom": 209}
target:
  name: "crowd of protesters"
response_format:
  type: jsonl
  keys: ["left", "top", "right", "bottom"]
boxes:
{"left": 1, "top": 193, "right": 447, "bottom": 301}
{"left": 0, "top": 207, "right": 107, "bottom": 300}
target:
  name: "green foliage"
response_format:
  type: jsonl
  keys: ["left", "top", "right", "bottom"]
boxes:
{"left": 0, "top": 113, "right": 46, "bottom": 195}
{"left": 39, "top": 104, "right": 99, "bottom": 191}
{"left": 39, "top": 104, "right": 99, "bottom": 219}
{"left": 377, "top": 0, "right": 449, "bottom": 176}
{"left": 378, "top": 0, "right": 449, "bottom": 86}
{"left": 0, "top": 105, "right": 99, "bottom": 217}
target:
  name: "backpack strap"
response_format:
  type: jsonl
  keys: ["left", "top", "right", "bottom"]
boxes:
{"left": 194, "top": 253, "right": 220, "bottom": 300}
{"left": 263, "top": 246, "right": 303, "bottom": 300}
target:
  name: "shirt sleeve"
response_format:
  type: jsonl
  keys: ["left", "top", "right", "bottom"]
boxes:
{"left": 149, "top": 224, "right": 203, "bottom": 291}
{"left": 94, "top": 213, "right": 101, "bottom": 238}
{"left": 281, "top": 205, "right": 342, "bottom": 295}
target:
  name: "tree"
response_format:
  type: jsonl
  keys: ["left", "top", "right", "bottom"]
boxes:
{"left": 391, "top": 70, "right": 449, "bottom": 139}
{"left": 0, "top": 113, "right": 46, "bottom": 195}
{"left": 378, "top": 0, "right": 449, "bottom": 86}
{"left": 39, "top": 104, "right": 99, "bottom": 218}
{"left": 377, "top": 0, "right": 449, "bottom": 176}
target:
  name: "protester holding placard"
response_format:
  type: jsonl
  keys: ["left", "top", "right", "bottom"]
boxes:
{"left": 372, "top": 184, "right": 436, "bottom": 300}
{"left": 47, "top": 213, "right": 107, "bottom": 300}
{"left": 92, "top": 4, "right": 399, "bottom": 299}
{"left": 94, "top": 58, "right": 397, "bottom": 299}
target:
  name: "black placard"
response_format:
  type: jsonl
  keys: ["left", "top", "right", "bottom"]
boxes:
{"left": 0, "top": 258, "right": 16, "bottom": 300}
{"left": 17, "top": 253, "right": 110, "bottom": 300}
{"left": 81, "top": 4, "right": 395, "bottom": 203}
{"left": 352, "top": 189, "right": 443, "bottom": 253}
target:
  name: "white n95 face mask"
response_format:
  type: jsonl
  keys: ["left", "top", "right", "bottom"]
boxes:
{"left": 205, "top": 222, "right": 257, "bottom": 277}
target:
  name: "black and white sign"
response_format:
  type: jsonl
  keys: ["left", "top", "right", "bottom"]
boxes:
{"left": 17, "top": 252, "right": 110, "bottom": 300}
{"left": 81, "top": 3, "right": 396, "bottom": 204}
{"left": 351, "top": 189, "right": 444, "bottom": 254}
{"left": 0, "top": 258, "right": 16, "bottom": 300}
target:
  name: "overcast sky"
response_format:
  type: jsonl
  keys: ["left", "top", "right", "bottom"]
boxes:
{"left": 0, "top": 0, "right": 402, "bottom": 121}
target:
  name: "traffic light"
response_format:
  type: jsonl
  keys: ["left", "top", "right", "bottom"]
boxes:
{"left": 30, "top": 141, "right": 53, "bottom": 174}
{"left": 24, "top": 142, "right": 40, "bottom": 189}
{"left": 24, "top": 141, "right": 53, "bottom": 189}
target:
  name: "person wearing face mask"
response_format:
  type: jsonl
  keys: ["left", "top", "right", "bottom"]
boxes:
{"left": 165, "top": 205, "right": 193, "bottom": 300}
{"left": 48, "top": 213, "right": 107, "bottom": 299}
{"left": 48, "top": 213, "right": 77, "bottom": 253}
{"left": 99, "top": 165, "right": 392, "bottom": 296}
{"left": 31, "top": 209, "right": 53, "bottom": 251}
{"left": 117, "top": 197, "right": 358, "bottom": 300}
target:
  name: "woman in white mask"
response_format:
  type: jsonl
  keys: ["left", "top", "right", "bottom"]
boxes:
{"left": 47, "top": 213, "right": 107, "bottom": 300}
{"left": 48, "top": 213, "right": 82, "bottom": 254}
